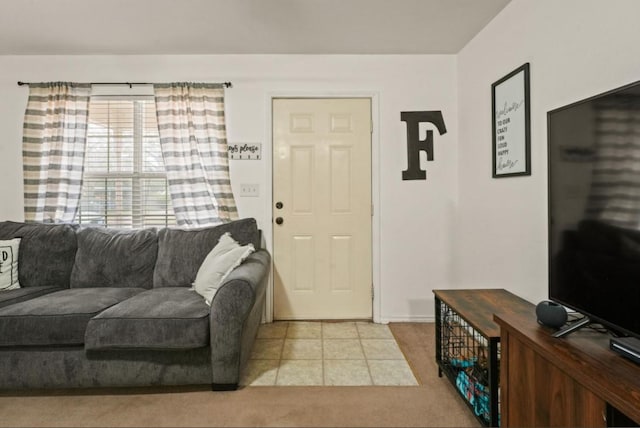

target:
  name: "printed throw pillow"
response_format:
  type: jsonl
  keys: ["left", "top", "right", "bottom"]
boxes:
{"left": 0, "top": 238, "right": 21, "bottom": 291}
{"left": 193, "top": 232, "right": 255, "bottom": 305}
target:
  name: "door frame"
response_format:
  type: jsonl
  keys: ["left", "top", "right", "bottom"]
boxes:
{"left": 263, "top": 91, "right": 381, "bottom": 323}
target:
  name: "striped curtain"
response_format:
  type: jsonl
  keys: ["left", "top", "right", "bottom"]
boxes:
{"left": 153, "top": 83, "right": 238, "bottom": 227}
{"left": 22, "top": 82, "right": 91, "bottom": 223}
{"left": 585, "top": 95, "right": 640, "bottom": 228}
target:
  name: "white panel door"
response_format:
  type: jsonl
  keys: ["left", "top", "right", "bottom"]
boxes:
{"left": 273, "top": 98, "right": 372, "bottom": 320}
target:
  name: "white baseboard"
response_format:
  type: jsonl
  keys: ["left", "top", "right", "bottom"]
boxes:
{"left": 379, "top": 316, "right": 435, "bottom": 323}
{"left": 260, "top": 316, "right": 436, "bottom": 324}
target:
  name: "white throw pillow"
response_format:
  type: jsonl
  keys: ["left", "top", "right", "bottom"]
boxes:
{"left": 0, "top": 238, "right": 21, "bottom": 291}
{"left": 193, "top": 232, "right": 255, "bottom": 305}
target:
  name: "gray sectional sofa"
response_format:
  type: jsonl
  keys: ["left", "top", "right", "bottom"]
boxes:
{"left": 0, "top": 218, "right": 270, "bottom": 390}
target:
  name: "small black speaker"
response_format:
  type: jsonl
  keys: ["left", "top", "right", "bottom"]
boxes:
{"left": 536, "top": 300, "right": 568, "bottom": 329}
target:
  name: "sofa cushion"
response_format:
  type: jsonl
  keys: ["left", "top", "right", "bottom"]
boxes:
{"left": 70, "top": 227, "right": 158, "bottom": 289}
{"left": 0, "top": 286, "right": 63, "bottom": 309}
{"left": 85, "top": 287, "right": 210, "bottom": 351}
{"left": 193, "top": 232, "right": 255, "bottom": 305}
{"left": 0, "top": 221, "right": 78, "bottom": 288}
{"left": 154, "top": 218, "right": 259, "bottom": 288}
{"left": 0, "top": 238, "right": 21, "bottom": 290}
{"left": 0, "top": 287, "right": 143, "bottom": 346}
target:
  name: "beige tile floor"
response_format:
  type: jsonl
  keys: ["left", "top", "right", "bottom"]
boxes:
{"left": 240, "top": 321, "right": 419, "bottom": 387}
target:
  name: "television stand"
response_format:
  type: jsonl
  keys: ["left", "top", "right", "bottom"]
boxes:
{"left": 552, "top": 315, "right": 592, "bottom": 338}
{"left": 494, "top": 310, "right": 640, "bottom": 426}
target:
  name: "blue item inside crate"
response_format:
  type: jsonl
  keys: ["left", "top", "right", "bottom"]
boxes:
{"left": 456, "top": 369, "right": 490, "bottom": 421}
{"left": 450, "top": 356, "right": 477, "bottom": 368}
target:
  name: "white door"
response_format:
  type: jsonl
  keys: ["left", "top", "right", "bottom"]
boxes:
{"left": 273, "top": 98, "right": 372, "bottom": 320}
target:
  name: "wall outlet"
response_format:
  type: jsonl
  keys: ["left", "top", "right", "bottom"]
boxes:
{"left": 240, "top": 183, "right": 260, "bottom": 197}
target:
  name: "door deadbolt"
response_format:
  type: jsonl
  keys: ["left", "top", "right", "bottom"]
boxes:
{"left": 275, "top": 202, "right": 283, "bottom": 209}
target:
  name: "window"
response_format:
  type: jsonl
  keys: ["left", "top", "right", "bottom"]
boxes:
{"left": 77, "top": 96, "right": 175, "bottom": 228}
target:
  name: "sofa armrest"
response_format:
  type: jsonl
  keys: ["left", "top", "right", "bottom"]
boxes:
{"left": 208, "top": 249, "right": 271, "bottom": 389}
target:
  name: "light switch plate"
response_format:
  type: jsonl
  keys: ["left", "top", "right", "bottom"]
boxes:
{"left": 240, "top": 183, "right": 259, "bottom": 197}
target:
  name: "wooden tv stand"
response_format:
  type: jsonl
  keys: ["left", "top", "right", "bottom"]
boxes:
{"left": 495, "top": 309, "right": 640, "bottom": 427}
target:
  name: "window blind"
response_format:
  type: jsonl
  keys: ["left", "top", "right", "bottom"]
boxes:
{"left": 77, "top": 96, "right": 175, "bottom": 228}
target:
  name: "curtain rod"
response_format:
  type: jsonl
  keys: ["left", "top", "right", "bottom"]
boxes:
{"left": 17, "top": 81, "right": 233, "bottom": 88}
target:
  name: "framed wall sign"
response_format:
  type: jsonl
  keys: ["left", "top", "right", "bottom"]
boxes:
{"left": 492, "top": 63, "right": 531, "bottom": 178}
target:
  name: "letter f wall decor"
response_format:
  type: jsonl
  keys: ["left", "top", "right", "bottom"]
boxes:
{"left": 401, "top": 111, "right": 447, "bottom": 180}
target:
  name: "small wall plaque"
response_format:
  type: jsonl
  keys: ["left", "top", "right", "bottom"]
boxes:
{"left": 229, "top": 143, "right": 261, "bottom": 160}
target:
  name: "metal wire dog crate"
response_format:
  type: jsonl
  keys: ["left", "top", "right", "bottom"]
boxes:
{"left": 433, "top": 290, "right": 508, "bottom": 427}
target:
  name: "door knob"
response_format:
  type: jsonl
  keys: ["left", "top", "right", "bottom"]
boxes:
{"left": 275, "top": 217, "right": 284, "bottom": 225}
{"left": 275, "top": 202, "right": 283, "bottom": 209}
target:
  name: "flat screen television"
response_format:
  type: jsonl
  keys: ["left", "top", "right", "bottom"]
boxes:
{"left": 548, "top": 80, "right": 640, "bottom": 340}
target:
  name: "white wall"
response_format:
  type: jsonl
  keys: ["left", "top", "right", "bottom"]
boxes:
{"left": 455, "top": 0, "right": 640, "bottom": 303}
{"left": 0, "top": 55, "right": 458, "bottom": 322}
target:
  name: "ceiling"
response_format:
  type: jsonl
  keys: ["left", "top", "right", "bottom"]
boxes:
{"left": 0, "top": 0, "right": 511, "bottom": 55}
